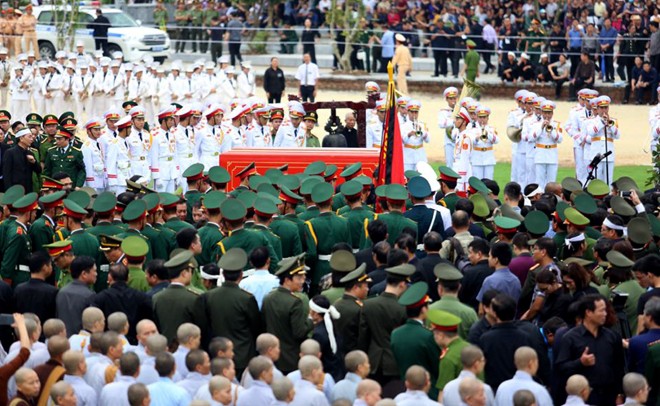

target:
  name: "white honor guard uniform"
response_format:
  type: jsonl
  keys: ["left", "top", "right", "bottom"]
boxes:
{"left": 0, "top": 48, "right": 10, "bottom": 107}
{"left": 174, "top": 106, "right": 198, "bottom": 187}
{"left": 225, "top": 104, "right": 251, "bottom": 148}
{"left": 649, "top": 86, "right": 660, "bottom": 154}
{"left": 219, "top": 66, "right": 238, "bottom": 104}
{"left": 196, "top": 104, "right": 231, "bottom": 169}
{"left": 128, "top": 66, "right": 150, "bottom": 109}
{"left": 150, "top": 106, "right": 179, "bottom": 193}
{"left": 517, "top": 93, "right": 538, "bottom": 187}
{"left": 568, "top": 89, "right": 599, "bottom": 184}
{"left": 61, "top": 64, "right": 76, "bottom": 116}
{"left": 178, "top": 68, "right": 200, "bottom": 105}
{"left": 92, "top": 58, "right": 112, "bottom": 117}
{"left": 73, "top": 64, "right": 95, "bottom": 119}
{"left": 81, "top": 119, "right": 107, "bottom": 192}
{"left": 248, "top": 107, "right": 273, "bottom": 148}
{"left": 438, "top": 86, "right": 459, "bottom": 168}
{"left": 364, "top": 81, "right": 380, "bottom": 127}
{"left": 104, "top": 60, "right": 127, "bottom": 108}
{"left": 453, "top": 107, "right": 474, "bottom": 196}
{"left": 99, "top": 108, "right": 121, "bottom": 156}
{"left": 274, "top": 102, "right": 306, "bottom": 148}
{"left": 127, "top": 106, "right": 152, "bottom": 180}
{"left": 530, "top": 101, "right": 562, "bottom": 188}
{"left": 366, "top": 100, "right": 386, "bottom": 148}
{"left": 401, "top": 100, "right": 430, "bottom": 171}
{"left": 471, "top": 106, "right": 498, "bottom": 180}
{"left": 105, "top": 116, "right": 133, "bottom": 194}
{"left": 584, "top": 96, "right": 619, "bottom": 183}
{"left": 31, "top": 61, "right": 48, "bottom": 114}
{"left": 154, "top": 69, "right": 172, "bottom": 110}
{"left": 10, "top": 66, "right": 31, "bottom": 122}
{"left": 237, "top": 61, "right": 256, "bottom": 99}
{"left": 44, "top": 63, "right": 64, "bottom": 114}
{"left": 521, "top": 96, "right": 544, "bottom": 187}
{"left": 508, "top": 90, "right": 529, "bottom": 184}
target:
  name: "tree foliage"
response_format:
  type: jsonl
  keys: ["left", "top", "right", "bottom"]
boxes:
{"left": 327, "top": 0, "right": 365, "bottom": 71}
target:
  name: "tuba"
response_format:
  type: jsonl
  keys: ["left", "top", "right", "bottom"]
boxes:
{"left": 452, "top": 77, "right": 483, "bottom": 120}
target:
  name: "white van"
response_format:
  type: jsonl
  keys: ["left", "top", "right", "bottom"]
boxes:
{"left": 34, "top": 6, "right": 171, "bottom": 62}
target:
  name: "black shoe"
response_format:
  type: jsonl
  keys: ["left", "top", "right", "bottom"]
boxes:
{"left": 623, "top": 99, "right": 629, "bottom": 104}
{"left": 635, "top": 101, "right": 642, "bottom": 105}
{"left": 432, "top": 74, "right": 439, "bottom": 77}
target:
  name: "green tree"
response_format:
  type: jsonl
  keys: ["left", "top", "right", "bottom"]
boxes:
{"left": 327, "top": 0, "right": 365, "bottom": 71}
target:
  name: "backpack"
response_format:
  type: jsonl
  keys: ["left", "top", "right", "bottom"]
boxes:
{"left": 448, "top": 237, "right": 470, "bottom": 272}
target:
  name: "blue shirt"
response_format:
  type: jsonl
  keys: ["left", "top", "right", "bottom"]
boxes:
{"left": 330, "top": 372, "right": 361, "bottom": 403}
{"left": 236, "top": 380, "right": 275, "bottom": 406}
{"left": 381, "top": 31, "right": 395, "bottom": 58}
{"left": 393, "top": 389, "right": 441, "bottom": 405}
{"left": 63, "top": 375, "right": 97, "bottom": 406}
{"left": 568, "top": 28, "right": 583, "bottom": 49}
{"left": 239, "top": 270, "right": 280, "bottom": 309}
{"left": 477, "top": 268, "right": 521, "bottom": 302}
{"left": 442, "top": 370, "right": 495, "bottom": 406}
{"left": 177, "top": 371, "right": 211, "bottom": 397}
{"left": 148, "top": 377, "right": 192, "bottom": 406}
{"left": 599, "top": 27, "right": 618, "bottom": 47}
{"left": 287, "top": 369, "right": 334, "bottom": 400}
{"left": 495, "top": 370, "right": 553, "bottom": 406}
{"left": 290, "top": 379, "right": 330, "bottom": 406}
{"left": 99, "top": 375, "right": 136, "bottom": 406}
{"left": 628, "top": 328, "right": 660, "bottom": 373}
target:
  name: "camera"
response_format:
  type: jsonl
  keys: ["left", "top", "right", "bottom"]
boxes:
{"left": 620, "top": 191, "right": 631, "bottom": 198}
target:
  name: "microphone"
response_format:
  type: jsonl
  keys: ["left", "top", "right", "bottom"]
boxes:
{"left": 587, "top": 153, "right": 603, "bottom": 171}
{"left": 601, "top": 150, "right": 612, "bottom": 159}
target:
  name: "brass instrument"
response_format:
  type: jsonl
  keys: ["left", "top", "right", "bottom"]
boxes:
{"left": 607, "top": 119, "right": 616, "bottom": 127}
{"left": 452, "top": 77, "right": 483, "bottom": 122}
{"left": 80, "top": 76, "right": 92, "bottom": 100}
{"left": 544, "top": 122, "right": 554, "bottom": 132}
{"left": 480, "top": 127, "right": 488, "bottom": 141}
{"left": 1, "top": 66, "right": 9, "bottom": 87}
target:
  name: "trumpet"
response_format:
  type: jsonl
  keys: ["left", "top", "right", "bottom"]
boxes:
{"left": 480, "top": 128, "right": 488, "bottom": 141}
{"left": 544, "top": 124, "right": 554, "bottom": 132}
{"left": 602, "top": 115, "right": 616, "bottom": 127}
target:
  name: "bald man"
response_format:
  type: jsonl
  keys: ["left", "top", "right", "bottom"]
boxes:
{"left": 354, "top": 379, "right": 382, "bottom": 406}
{"left": 394, "top": 365, "right": 439, "bottom": 405}
{"left": 562, "top": 374, "right": 590, "bottom": 405}
{"left": 495, "top": 347, "right": 552, "bottom": 406}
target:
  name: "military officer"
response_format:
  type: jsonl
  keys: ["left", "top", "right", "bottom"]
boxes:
{"left": 44, "top": 127, "right": 85, "bottom": 189}
{"left": 270, "top": 190, "right": 304, "bottom": 258}
{"left": 120, "top": 235, "right": 150, "bottom": 292}
{"left": 452, "top": 108, "right": 474, "bottom": 196}
{"left": 276, "top": 184, "right": 307, "bottom": 249}
{"left": 116, "top": 199, "right": 154, "bottom": 262}
{"left": 252, "top": 198, "right": 284, "bottom": 263}
{"left": 81, "top": 118, "right": 106, "bottom": 193}
{"left": 471, "top": 106, "right": 498, "bottom": 180}
{"left": 87, "top": 192, "right": 125, "bottom": 241}
{"left": 160, "top": 192, "right": 195, "bottom": 233}
{"left": 427, "top": 309, "right": 470, "bottom": 399}
{"left": 59, "top": 199, "right": 101, "bottom": 261}
{"left": 105, "top": 115, "right": 133, "bottom": 194}
{"left": 196, "top": 191, "right": 226, "bottom": 266}
{"left": 224, "top": 104, "right": 250, "bottom": 149}
{"left": 321, "top": 250, "right": 357, "bottom": 303}
{"left": 438, "top": 86, "right": 459, "bottom": 168}
{"left": 200, "top": 248, "right": 262, "bottom": 374}
{"left": 340, "top": 180, "right": 375, "bottom": 251}
{"left": 402, "top": 100, "right": 430, "bottom": 171}
{"left": 0, "top": 192, "right": 38, "bottom": 286}
{"left": 366, "top": 100, "right": 386, "bottom": 148}
{"left": 334, "top": 264, "right": 369, "bottom": 356}
{"left": 44, "top": 239, "right": 75, "bottom": 288}
{"left": 138, "top": 192, "right": 175, "bottom": 262}
{"left": 304, "top": 182, "right": 351, "bottom": 291}
{"left": 152, "top": 250, "right": 202, "bottom": 343}
{"left": 196, "top": 104, "right": 230, "bottom": 170}
{"left": 584, "top": 95, "right": 619, "bottom": 183}
{"left": 127, "top": 106, "right": 152, "bottom": 181}
{"left": 428, "top": 263, "right": 478, "bottom": 340}
{"left": 357, "top": 263, "right": 412, "bottom": 385}
{"left": 261, "top": 253, "right": 314, "bottom": 374}
{"left": 530, "top": 100, "right": 562, "bottom": 188}
{"left": 182, "top": 163, "right": 205, "bottom": 224}
{"left": 215, "top": 198, "right": 278, "bottom": 270}
{"left": 29, "top": 190, "right": 65, "bottom": 252}
{"left": 174, "top": 105, "right": 197, "bottom": 190}
{"left": 274, "top": 102, "right": 306, "bottom": 148}
{"left": 149, "top": 106, "right": 179, "bottom": 193}
{"left": 207, "top": 165, "right": 231, "bottom": 193}
{"left": 390, "top": 281, "right": 441, "bottom": 399}
{"left": 367, "top": 184, "right": 417, "bottom": 247}
{"left": 38, "top": 114, "right": 59, "bottom": 163}
{"left": 602, "top": 250, "right": 645, "bottom": 334}
{"left": 437, "top": 166, "right": 461, "bottom": 213}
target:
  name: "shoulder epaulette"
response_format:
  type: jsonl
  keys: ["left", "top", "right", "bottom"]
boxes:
{"left": 48, "top": 146, "right": 57, "bottom": 150}
{"left": 186, "top": 287, "right": 200, "bottom": 295}
{"left": 72, "top": 147, "right": 81, "bottom": 152}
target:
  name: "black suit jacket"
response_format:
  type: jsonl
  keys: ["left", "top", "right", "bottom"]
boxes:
{"left": 91, "top": 282, "right": 152, "bottom": 343}
{"left": 2, "top": 145, "right": 41, "bottom": 193}
{"left": 458, "top": 260, "right": 494, "bottom": 311}
{"left": 412, "top": 253, "right": 449, "bottom": 301}
{"left": 404, "top": 204, "right": 446, "bottom": 242}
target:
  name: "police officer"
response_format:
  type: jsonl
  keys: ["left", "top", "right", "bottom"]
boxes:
{"left": 120, "top": 235, "right": 150, "bottom": 292}
{"left": 321, "top": 250, "right": 357, "bottom": 304}
{"left": 427, "top": 309, "right": 469, "bottom": 399}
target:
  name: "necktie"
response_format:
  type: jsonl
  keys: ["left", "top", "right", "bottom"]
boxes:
{"left": 185, "top": 128, "right": 189, "bottom": 138}
{"left": 294, "top": 128, "right": 298, "bottom": 138}
{"left": 138, "top": 132, "right": 143, "bottom": 141}
{"left": 188, "top": 79, "right": 191, "bottom": 93}
{"left": 137, "top": 80, "right": 140, "bottom": 94}
{"left": 212, "top": 127, "right": 215, "bottom": 136}
{"left": 113, "top": 131, "right": 117, "bottom": 138}
{"left": 165, "top": 131, "right": 169, "bottom": 141}
{"left": 46, "top": 73, "right": 52, "bottom": 88}
{"left": 305, "top": 67, "right": 308, "bottom": 86}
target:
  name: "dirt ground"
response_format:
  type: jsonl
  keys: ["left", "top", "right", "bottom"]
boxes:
{"left": 278, "top": 89, "right": 655, "bottom": 167}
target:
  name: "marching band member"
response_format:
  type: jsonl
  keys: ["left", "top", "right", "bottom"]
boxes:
{"left": 128, "top": 106, "right": 152, "bottom": 181}
{"left": 401, "top": 99, "right": 430, "bottom": 170}
{"left": 524, "top": 96, "right": 545, "bottom": 187}
{"left": 365, "top": 81, "right": 380, "bottom": 127}
{"left": 219, "top": 66, "right": 237, "bottom": 104}
{"left": 177, "top": 65, "right": 200, "bottom": 105}
{"left": 92, "top": 57, "right": 111, "bottom": 117}
{"left": 150, "top": 106, "right": 179, "bottom": 193}
{"left": 9, "top": 65, "right": 30, "bottom": 122}
{"left": 274, "top": 102, "right": 306, "bottom": 148}
{"left": 438, "top": 86, "right": 458, "bottom": 168}
{"left": 73, "top": 63, "right": 95, "bottom": 120}
{"left": 175, "top": 105, "right": 198, "bottom": 191}
{"left": 128, "top": 66, "right": 150, "bottom": 111}
{"left": 43, "top": 63, "right": 64, "bottom": 114}
{"left": 508, "top": 90, "right": 528, "bottom": 185}
{"left": 530, "top": 100, "right": 562, "bottom": 188}
{"left": 584, "top": 96, "right": 620, "bottom": 183}
{"left": 518, "top": 92, "right": 538, "bottom": 187}
{"left": 566, "top": 89, "right": 598, "bottom": 184}
{"left": 105, "top": 115, "right": 133, "bottom": 194}
{"left": 453, "top": 107, "right": 474, "bottom": 196}
{"left": 81, "top": 119, "right": 106, "bottom": 193}
{"left": 0, "top": 48, "right": 9, "bottom": 108}
{"left": 103, "top": 60, "right": 126, "bottom": 111}
{"left": 471, "top": 106, "right": 498, "bottom": 180}
{"left": 649, "top": 86, "right": 660, "bottom": 155}
{"left": 31, "top": 61, "right": 48, "bottom": 113}
{"left": 155, "top": 67, "right": 172, "bottom": 111}
{"left": 237, "top": 61, "right": 256, "bottom": 99}
{"left": 366, "top": 100, "right": 386, "bottom": 148}
{"left": 61, "top": 63, "right": 76, "bottom": 116}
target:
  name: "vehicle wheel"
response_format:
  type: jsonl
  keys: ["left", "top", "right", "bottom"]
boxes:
{"left": 107, "top": 44, "right": 122, "bottom": 57}
{"left": 39, "top": 41, "right": 56, "bottom": 60}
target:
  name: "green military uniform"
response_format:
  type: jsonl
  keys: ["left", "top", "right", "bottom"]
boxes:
{"left": 182, "top": 163, "right": 205, "bottom": 224}
{"left": 270, "top": 216, "right": 303, "bottom": 257}
{"left": 153, "top": 6, "right": 169, "bottom": 30}
{"left": 370, "top": 210, "right": 417, "bottom": 247}
{"left": 195, "top": 191, "right": 226, "bottom": 266}
{"left": 30, "top": 191, "right": 66, "bottom": 252}
{"left": 87, "top": 220, "right": 124, "bottom": 240}
{"left": 57, "top": 200, "right": 99, "bottom": 263}
{"left": 429, "top": 264, "right": 479, "bottom": 339}
{"left": 0, "top": 193, "right": 38, "bottom": 286}
{"left": 524, "top": 25, "right": 544, "bottom": 65}
{"left": 261, "top": 254, "right": 314, "bottom": 373}
{"left": 43, "top": 240, "right": 74, "bottom": 288}
{"left": 464, "top": 40, "right": 480, "bottom": 82}
{"left": 164, "top": 216, "right": 195, "bottom": 233}
{"left": 152, "top": 251, "right": 202, "bottom": 343}
{"left": 358, "top": 264, "right": 413, "bottom": 378}
{"left": 122, "top": 236, "right": 150, "bottom": 292}
{"left": 304, "top": 183, "right": 351, "bottom": 289}
{"left": 215, "top": 199, "right": 278, "bottom": 271}
{"left": 427, "top": 309, "right": 472, "bottom": 390}
{"left": 340, "top": 180, "right": 375, "bottom": 250}
{"left": 334, "top": 266, "right": 370, "bottom": 355}
{"left": 199, "top": 248, "right": 262, "bottom": 372}
{"left": 38, "top": 135, "right": 54, "bottom": 161}
{"left": 602, "top": 251, "right": 646, "bottom": 334}
{"left": 43, "top": 129, "right": 86, "bottom": 188}
{"left": 321, "top": 250, "right": 357, "bottom": 304}
{"left": 391, "top": 281, "right": 441, "bottom": 398}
